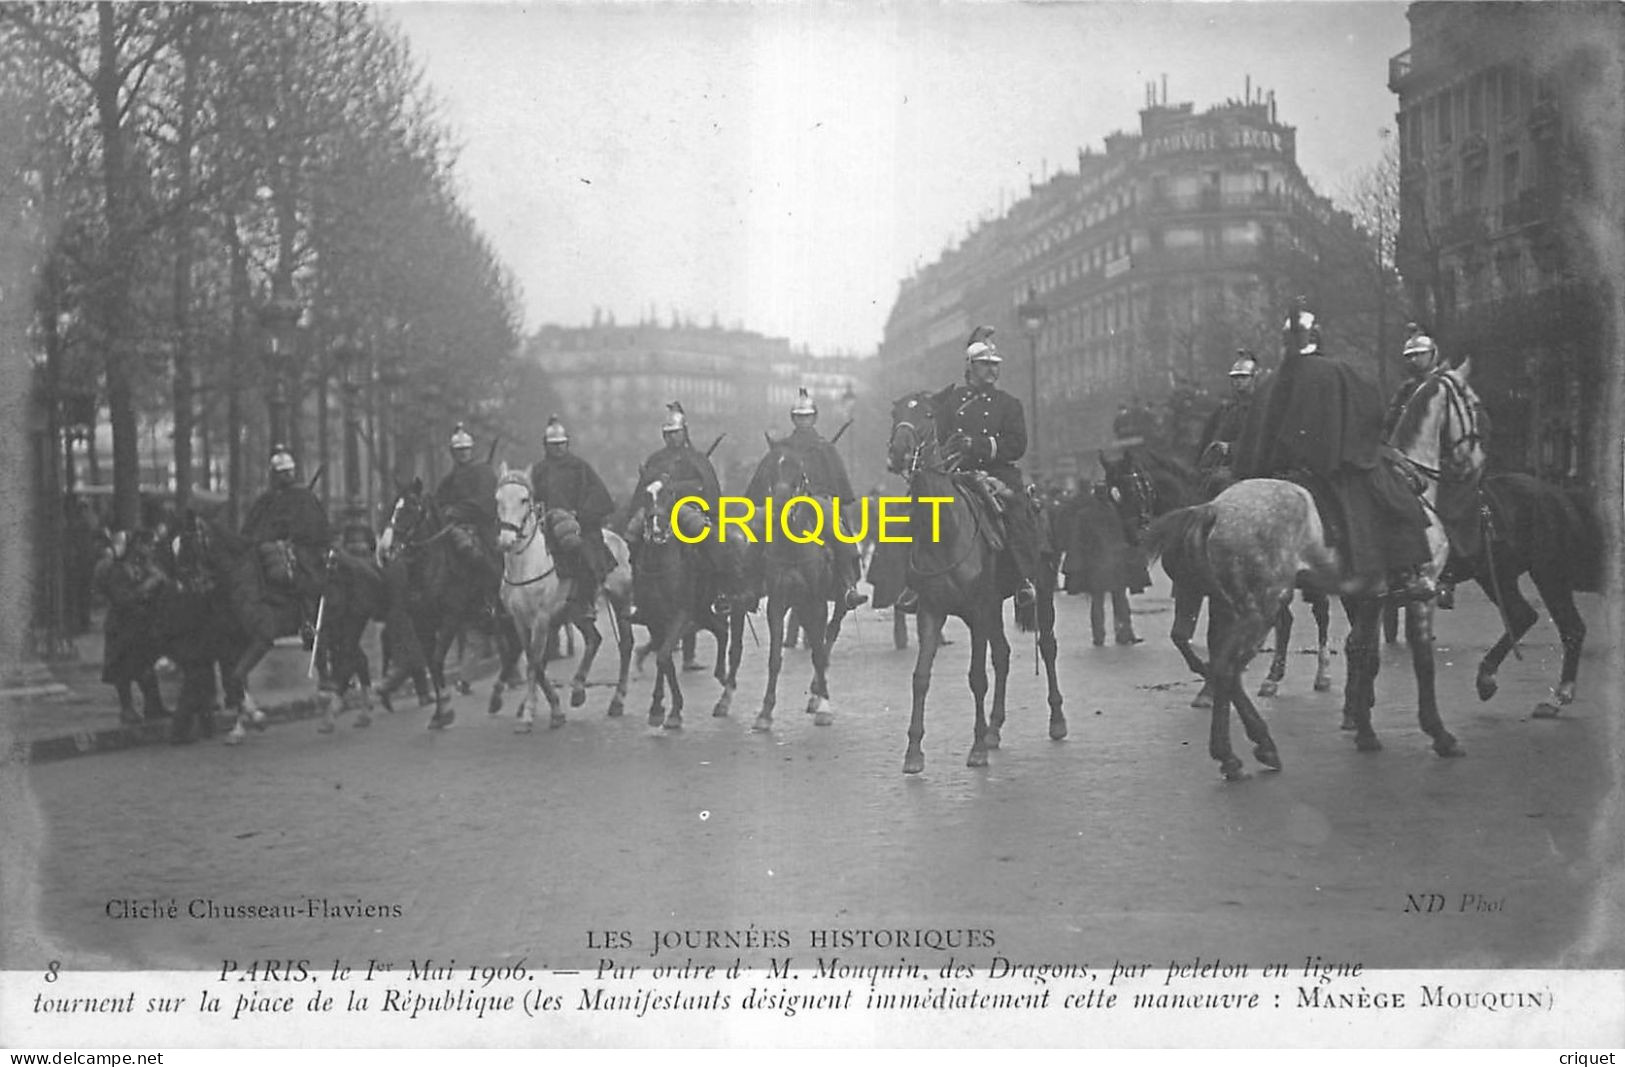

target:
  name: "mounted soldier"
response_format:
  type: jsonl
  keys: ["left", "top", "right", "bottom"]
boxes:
{"left": 529, "top": 415, "right": 617, "bottom": 619}
{"left": 628, "top": 401, "right": 743, "bottom": 615}
{"left": 1231, "top": 298, "right": 1434, "bottom": 600}
{"left": 1193, "top": 349, "right": 1260, "bottom": 494}
{"left": 241, "top": 445, "right": 331, "bottom": 647}
{"left": 434, "top": 422, "right": 501, "bottom": 604}
{"left": 749, "top": 387, "right": 868, "bottom": 610}
{"left": 898, "top": 325, "right": 1040, "bottom": 611}
{"left": 1387, "top": 327, "right": 1460, "bottom": 608}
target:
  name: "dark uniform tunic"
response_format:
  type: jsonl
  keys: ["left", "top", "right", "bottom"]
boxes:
{"left": 241, "top": 483, "right": 331, "bottom": 600}
{"left": 931, "top": 380, "right": 1040, "bottom": 581}
{"left": 746, "top": 425, "right": 862, "bottom": 589}
{"left": 1194, "top": 394, "right": 1254, "bottom": 496}
{"left": 435, "top": 460, "right": 498, "bottom": 535}
{"left": 531, "top": 451, "right": 617, "bottom": 582}
{"left": 632, "top": 442, "right": 722, "bottom": 513}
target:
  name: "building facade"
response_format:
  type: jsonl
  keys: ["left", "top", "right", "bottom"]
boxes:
{"left": 880, "top": 89, "right": 1377, "bottom": 485}
{"left": 1390, "top": 1, "right": 1623, "bottom": 487}
{"left": 525, "top": 321, "right": 877, "bottom": 503}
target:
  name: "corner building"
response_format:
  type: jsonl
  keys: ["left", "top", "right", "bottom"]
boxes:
{"left": 1389, "top": 1, "right": 1623, "bottom": 487}
{"left": 879, "top": 90, "right": 1371, "bottom": 484}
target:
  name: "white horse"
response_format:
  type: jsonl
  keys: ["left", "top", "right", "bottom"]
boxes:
{"left": 493, "top": 467, "right": 634, "bottom": 730}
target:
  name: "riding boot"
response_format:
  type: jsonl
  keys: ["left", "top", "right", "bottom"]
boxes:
{"left": 1436, "top": 580, "right": 1456, "bottom": 610}
{"left": 894, "top": 587, "right": 919, "bottom": 614}
{"left": 841, "top": 580, "right": 869, "bottom": 610}
{"left": 1387, "top": 566, "right": 1437, "bottom": 603}
{"left": 116, "top": 683, "right": 143, "bottom": 726}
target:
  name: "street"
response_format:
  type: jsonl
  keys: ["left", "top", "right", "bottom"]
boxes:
{"left": 9, "top": 577, "right": 1619, "bottom": 972}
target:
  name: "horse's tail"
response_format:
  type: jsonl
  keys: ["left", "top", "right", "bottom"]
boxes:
{"left": 1143, "top": 504, "right": 1220, "bottom": 595}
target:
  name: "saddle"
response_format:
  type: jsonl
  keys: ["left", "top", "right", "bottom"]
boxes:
{"left": 256, "top": 540, "right": 299, "bottom": 590}
{"left": 951, "top": 472, "right": 1007, "bottom": 553}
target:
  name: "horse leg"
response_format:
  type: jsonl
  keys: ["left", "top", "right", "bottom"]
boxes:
{"left": 1039, "top": 585, "right": 1066, "bottom": 741}
{"left": 425, "top": 624, "right": 458, "bottom": 729}
{"left": 223, "top": 638, "right": 274, "bottom": 745}
{"left": 1166, "top": 580, "right": 1209, "bottom": 689}
{"left": 805, "top": 601, "right": 835, "bottom": 727}
{"left": 983, "top": 616, "right": 1011, "bottom": 750}
{"left": 535, "top": 627, "right": 566, "bottom": 730}
{"left": 1204, "top": 611, "right": 1247, "bottom": 781}
{"left": 1222, "top": 612, "right": 1281, "bottom": 773}
{"left": 903, "top": 609, "right": 944, "bottom": 774}
{"left": 1310, "top": 592, "right": 1333, "bottom": 691}
{"left": 646, "top": 625, "right": 667, "bottom": 726}
{"left": 1405, "top": 599, "right": 1461, "bottom": 756}
{"left": 754, "top": 596, "right": 787, "bottom": 731}
{"left": 1192, "top": 594, "right": 1228, "bottom": 709}
{"left": 606, "top": 596, "right": 633, "bottom": 717}
{"left": 489, "top": 606, "right": 524, "bottom": 716}
{"left": 893, "top": 607, "right": 909, "bottom": 651}
{"left": 570, "top": 616, "right": 603, "bottom": 712}
{"left": 1258, "top": 598, "right": 1292, "bottom": 698}
{"left": 966, "top": 618, "right": 991, "bottom": 768}
{"left": 1532, "top": 567, "right": 1586, "bottom": 712}
{"left": 1340, "top": 598, "right": 1383, "bottom": 751}
{"left": 658, "top": 617, "right": 686, "bottom": 730}
{"left": 1473, "top": 574, "right": 1539, "bottom": 704}
{"left": 512, "top": 619, "right": 539, "bottom": 733}
{"left": 1089, "top": 592, "right": 1106, "bottom": 646}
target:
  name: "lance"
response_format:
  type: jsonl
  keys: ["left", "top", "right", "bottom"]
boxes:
{"left": 307, "top": 550, "right": 332, "bottom": 679}
{"left": 306, "top": 464, "right": 326, "bottom": 492}
{"left": 704, "top": 433, "right": 727, "bottom": 459}
{"left": 829, "top": 419, "right": 855, "bottom": 445}
{"left": 485, "top": 433, "right": 501, "bottom": 466}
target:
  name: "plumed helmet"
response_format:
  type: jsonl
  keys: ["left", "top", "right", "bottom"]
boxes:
{"left": 1282, "top": 300, "right": 1322, "bottom": 356}
{"left": 1229, "top": 351, "right": 1259, "bottom": 377}
{"left": 269, "top": 445, "right": 296, "bottom": 473}
{"left": 790, "top": 388, "right": 817, "bottom": 416}
{"left": 965, "top": 324, "right": 1001, "bottom": 363}
{"left": 450, "top": 423, "right": 475, "bottom": 450}
{"left": 662, "top": 401, "right": 687, "bottom": 433}
{"left": 543, "top": 416, "right": 569, "bottom": 444}
{"left": 1402, "top": 333, "right": 1438, "bottom": 360}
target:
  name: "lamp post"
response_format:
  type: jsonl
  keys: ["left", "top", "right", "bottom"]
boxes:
{"left": 258, "top": 294, "right": 301, "bottom": 451}
{"left": 1017, "top": 288, "right": 1048, "bottom": 474}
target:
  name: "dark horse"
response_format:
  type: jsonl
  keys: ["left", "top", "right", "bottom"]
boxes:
{"left": 629, "top": 479, "right": 747, "bottom": 729}
{"left": 887, "top": 391, "right": 1066, "bottom": 773}
{"left": 1101, "top": 445, "right": 1334, "bottom": 703}
{"left": 1141, "top": 360, "right": 1486, "bottom": 779}
{"left": 171, "top": 511, "right": 379, "bottom": 742}
{"left": 1444, "top": 472, "right": 1602, "bottom": 715}
{"left": 151, "top": 523, "right": 251, "bottom": 744}
{"left": 742, "top": 440, "right": 852, "bottom": 732}
{"left": 374, "top": 478, "right": 520, "bottom": 729}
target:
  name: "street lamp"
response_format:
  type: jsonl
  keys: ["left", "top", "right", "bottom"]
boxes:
{"left": 258, "top": 294, "right": 302, "bottom": 451}
{"left": 1017, "top": 288, "right": 1048, "bottom": 474}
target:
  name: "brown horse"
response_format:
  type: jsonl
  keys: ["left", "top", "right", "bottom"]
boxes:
{"left": 886, "top": 391, "right": 1066, "bottom": 774}
{"left": 1142, "top": 360, "right": 1487, "bottom": 779}
{"left": 741, "top": 441, "right": 851, "bottom": 732}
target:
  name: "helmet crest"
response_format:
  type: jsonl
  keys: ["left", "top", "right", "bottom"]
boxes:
{"left": 662, "top": 402, "right": 687, "bottom": 434}
{"left": 450, "top": 423, "right": 475, "bottom": 450}
{"left": 965, "top": 324, "right": 1001, "bottom": 364}
{"left": 270, "top": 445, "right": 296, "bottom": 473}
{"left": 790, "top": 388, "right": 817, "bottom": 417}
{"left": 543, "top": 416, "right": 569, "bottom": 444}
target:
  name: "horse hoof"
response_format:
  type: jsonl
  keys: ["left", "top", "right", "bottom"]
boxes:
{"left": 570, "top": 688, "right": 586, "bottom": 708}
{"left": 1253, "top": 744, "right": 1282, "bottom": 771}
{"left": 647, "top": 712, "right": 664, "bottom": 727}
{"left": 353, "top": 714, "right": 372, "bottom": 729}
{"left": 224, "top": 726, "right": 245, "bottom": 746}
{"left": 1257, "top": 679, "right": 1279, "bottom": 698}
{"left": 663, "top": 717, "right": 683, "bottom": 731}
{"left": 983, "top": 727, "right": 1001, "bottom": 750}
{"left": 1555, "top": 684, "right": 1576, "bottom": 706}
{"left": 1340, "top": 715, "right": 1358, "bottom": 732}
{"left": 1313, "top": 675, "right": 1332, "bottom": 693}
{"left": 1049, "top": 719, "right": 1068, "bottom": 741}
{"left": 813, "top": 710, "right": 834, "bottom": 727}
{"left": 1190, "top": 693, "right": 1213, "bottom": 709}
{"left": 966, "top": 748, "right": 988, "bottom": 768}
{"left": 417, "top": 695, "right": 434, "bottom": 709}
{"left": 805, "top": 696, "right": 820, "bottom": 715}
{"left": 1219, "top": 758, "right": 1248, "bottom": 781}
{"left": 515, "top": 720, "right": 533, "bottom": 733}
{"left": 375, "top": 689, "right": 394, "bottom": 714}
{"left": 1475, "top": 672, "right": 1498, "bottom": 702}
{"left": 1532, "top": 702, "right": 1561, "bottom": 720}
{"left": 1355, "top": 734, "right": 1383, "bottom": 753}
{"left": 607, "top": 699, "right": 624, "bottom": 718}
{"left": 1433, "top": 736, "right": 1466, "bottom": 758}
{"left": 550, "top": 714, "right": 566, "bottom": 729}
{"left": 455, "top": 680, "right": 473, "bottom": 696}
{"left": 752, "top": 716, "right": 772, "bottom": 733}
{"left": 902, "top": 750, "right": 924, "bottom": 775}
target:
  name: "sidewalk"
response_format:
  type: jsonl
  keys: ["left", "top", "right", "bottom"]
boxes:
{"left": 0, "top": 616, "right": 496, "bottom": 766}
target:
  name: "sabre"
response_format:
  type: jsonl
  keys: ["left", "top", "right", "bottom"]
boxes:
{"left": 306, "top": 464, "right": 326, "bottom": 492}
{"left": 704, "top": 433, "right": 727, "bottom": 459}
{"left": 306, "top": 591, "right": 328, "bottom": 678}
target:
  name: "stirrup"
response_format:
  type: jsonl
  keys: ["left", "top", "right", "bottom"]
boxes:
{"left": 1014, "top": 581, "right": 1037, "bottom": 609}
{"left": 1387, "top": 570, "right": 1437, "bottom": 603}
{"left": 842, "top": 586, "right": 869, "bottom": 609}
{"left": 894, "top": 588, "right": 919, "bottom": 614}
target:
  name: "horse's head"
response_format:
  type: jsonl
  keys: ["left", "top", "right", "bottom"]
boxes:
{"left": 759, "top": 439, "right": 811, "bottom": 499}
{"left": 378, "top": 476, "right": 432, "bottom": 563}
{"left": 1390, "top": 358, "right": 1489, "bottom": 486}
{"left": 1099, "top": 449, "right": 1154, "bottom": 535}
{"left": 494, "top": 469, "right": 537, "bottom": 551}
{"left": 888, "top": 391, "right": 939, "bottom": 476}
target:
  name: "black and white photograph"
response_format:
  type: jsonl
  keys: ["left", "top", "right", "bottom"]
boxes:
{"left": 1, "top": 0, "right": 1621, "bottom": 1049}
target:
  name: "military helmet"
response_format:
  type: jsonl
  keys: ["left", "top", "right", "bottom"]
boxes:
{"left": 662, "top": 401, "right": 687, "bottom": 434}
{"left": 543, "top": 416, "right": 569, "bottom": 444}
{"left": 1402, "top": 333, "right": 1438, "bottom": 360}
{"left": 791, "top": 388, "right": 817, "bottom": 417}
{"left": 450, "top": 423, "right": 475, "bottom": 451}
{"left": 965, "top": 324, "right": 1001, "bottom": 364}
{"left": 1229, "top": 351, "right": 1259, "bottom": 377}
{"left": 1283, "top": 300, "right": 1322, "bottom": 355}
{"left": 270, "top": 445, "right": 296, "bottom": 473}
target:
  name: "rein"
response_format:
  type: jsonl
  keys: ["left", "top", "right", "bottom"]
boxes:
{"left": 498, "top": 493, "right": 558, "bottom": 588}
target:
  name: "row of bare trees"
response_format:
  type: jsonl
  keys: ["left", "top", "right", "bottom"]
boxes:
{"left": 2, "top": 2, "right": 524, "bottom": 539}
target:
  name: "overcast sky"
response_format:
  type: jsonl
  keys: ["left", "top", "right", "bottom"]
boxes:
{"left": 385, "top": 2, "right": 1411, "bottom": 354}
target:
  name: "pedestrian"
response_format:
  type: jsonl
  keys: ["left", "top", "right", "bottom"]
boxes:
{"left": 93, "top": 527, "right": 172, "bottom": 724}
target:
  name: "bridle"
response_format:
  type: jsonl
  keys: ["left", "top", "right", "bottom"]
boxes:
{"left": 495, "top": 478, "right": 555, "bottom": 587}
{"left": 886, "top": 395, "right": 985, "bottom": 581}
{"left": 1398, "top": 368, "right": 1484, "bottom": 484}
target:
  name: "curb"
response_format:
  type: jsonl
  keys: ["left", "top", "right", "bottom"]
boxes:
{"left": 4, "top": 695, "right": 328, "bottom": 767}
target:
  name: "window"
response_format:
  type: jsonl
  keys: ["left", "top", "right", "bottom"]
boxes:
{"left": 1467, "top": 74, "right": 1484, "bottom": 133}
{"left": 1436, "top": 92, "right": 1453, "bottom": 145}
{"left": 1502, "top": 151, "right": 1520, "bottom": 202}
{"left": 1500, "top": 64, "right": 1519, "bottom": 120}
{"left": 1463, "top": 166, "right": 1483, "bottom": 209}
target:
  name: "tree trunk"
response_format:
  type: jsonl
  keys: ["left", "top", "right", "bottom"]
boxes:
{"left": 170, "top": 12, "right": 199, "bottom": 510}
{"left": 226, "top": 211, "right": 248, "bottom": 528}
{"left": 96, "top": 1, "right": 141, "bottom": 533}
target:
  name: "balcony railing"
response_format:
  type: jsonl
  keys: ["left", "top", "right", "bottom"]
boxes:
{"left": 1138, "top": 191, "right": 1286, "bottom": 215}
{"left": 1460, "top": 132, "right": 1488, "bottom": 164}
{"left": 1388, "top": 49, "right": 1413, "bottom": 92}
{"left": 1499, "top": 188, "right": 1557, "bottom": 231}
